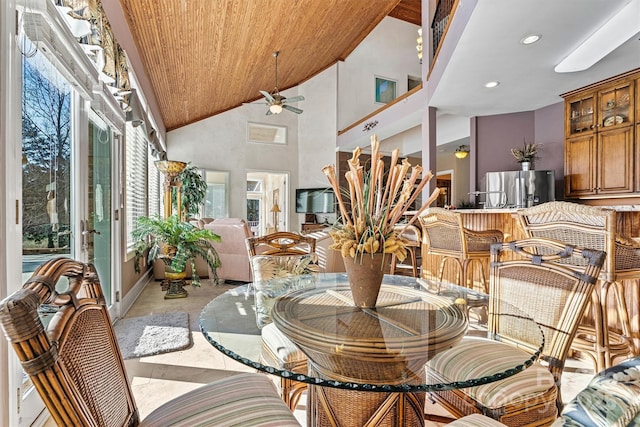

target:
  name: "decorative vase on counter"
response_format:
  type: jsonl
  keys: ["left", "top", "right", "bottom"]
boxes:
{"left": 521, "top": 161, "right": 533, "bottom": 171}
{"left": 342, "top": 253, "right": 388, "bottom": 308}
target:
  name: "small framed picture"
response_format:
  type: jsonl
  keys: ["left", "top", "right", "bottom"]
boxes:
{"left": 375, "top": 77, "right": 397, "bottom": 104}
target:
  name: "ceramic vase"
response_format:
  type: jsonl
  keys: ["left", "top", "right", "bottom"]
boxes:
{"left": 342, "top": 252, "right": 387, "bottom": 308}
{"left": 521, "top": 161, "right": 533, "bottom": 171}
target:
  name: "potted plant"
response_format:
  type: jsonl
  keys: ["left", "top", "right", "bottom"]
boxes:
{"left": 173, "top": 164, "right": 208, "bottom": 220}
{"left": 321, "top": 134, "right": 440, "bottom": 307}
{"left": 510, "top": 141, "right": 541, "bottom": 170}
{"left": 132, "top": 215, "right": 221, "bottom": 295}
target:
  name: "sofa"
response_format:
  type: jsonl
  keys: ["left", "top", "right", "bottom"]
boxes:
{"left": 203, "top": 218, "right": 253, "bottom": 282}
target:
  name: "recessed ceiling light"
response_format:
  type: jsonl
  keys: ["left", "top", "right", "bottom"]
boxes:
{"left": 521, "top": 35, "right": 541, "bottom": 45}
{"left": 485, "top": 81, "right": 500, "bottom": 88}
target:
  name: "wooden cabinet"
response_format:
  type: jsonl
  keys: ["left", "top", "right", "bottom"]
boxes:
{"left": 301, "top": 223, "right": 325, "bottom": 232}
{"left": 563, "top": 69, "right": 639, "bottom": 199}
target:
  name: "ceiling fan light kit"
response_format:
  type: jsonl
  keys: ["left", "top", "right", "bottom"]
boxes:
{"left": 259, "top": 51, "right": 304, "bottom": 115}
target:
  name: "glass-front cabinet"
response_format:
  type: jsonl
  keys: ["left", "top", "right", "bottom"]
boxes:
{"left": 599, "top": 82, "right": 632, "bottom": 129}
{"left": 567, "top": 94, "right": 595, "bottom": 136}
{"left": 563, "top": 69, "right": 639, "bottom": 198}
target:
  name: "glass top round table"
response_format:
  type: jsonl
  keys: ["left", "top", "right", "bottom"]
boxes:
{"left": 199, "top": 273, "right": 544, "bottom": 393}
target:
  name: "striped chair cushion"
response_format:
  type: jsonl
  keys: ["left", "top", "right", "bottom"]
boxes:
{"left": 427, "top": 337, "right": 555, "bottom": 409}
{"left": 140, "top": 372, "right": 301, "bottom": 426}
{"left": 261, "top": 323, "right": 306, "bottom": 369}
{"left": 551, "top": 357, "right": 640, "bottom": 427}
{"left": 448, "top": 414, "right": 508, "bottom": 426}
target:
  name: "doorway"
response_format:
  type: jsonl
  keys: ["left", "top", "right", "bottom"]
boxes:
{"left": 246, "top": 171, "right": 288, "bottom": 235}
{"left": 436, "top": 171, "right": 453, "bottom": 208}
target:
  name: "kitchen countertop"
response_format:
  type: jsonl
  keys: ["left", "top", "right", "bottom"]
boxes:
{"left": 452, "top": 205, "right": 640, "bottom": 213}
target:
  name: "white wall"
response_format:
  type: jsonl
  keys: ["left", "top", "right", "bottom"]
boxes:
{"left": 338, "top": 17, "right": 422, "bottom": 131}
{"left": 297, "top": 65, "right": 340, "bottom": 226}
{"left": 166, "top": 92, "right": 299, "bottom": 228}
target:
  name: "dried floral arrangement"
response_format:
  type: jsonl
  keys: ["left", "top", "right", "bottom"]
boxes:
{"left": 510, "top": 141, "right": 541, "bottom": 163}
{"left": 322, "top": 135, "right": 440, "bottom": 262}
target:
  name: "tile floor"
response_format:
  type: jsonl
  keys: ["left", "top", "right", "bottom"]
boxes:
{"left": 46, "top": 277, "right": 596, "bottom": 426}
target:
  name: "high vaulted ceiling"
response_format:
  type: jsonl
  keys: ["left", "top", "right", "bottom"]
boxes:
{"left": 115, "top": 0, "right": 420, "bottom": 131}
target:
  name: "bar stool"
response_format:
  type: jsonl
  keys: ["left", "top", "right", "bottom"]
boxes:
{"left": 389, "top": 223, "right": 421, "bottom": 277}
{"left": 419, "top": 207, "right": 503, "bottom": 293}
{"left": 516, "top": 201, "right": 638, "bottom": 371}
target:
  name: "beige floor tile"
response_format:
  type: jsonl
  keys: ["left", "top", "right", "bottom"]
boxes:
{"left": 119, "top": 277, "right": 596, "bottom": 426}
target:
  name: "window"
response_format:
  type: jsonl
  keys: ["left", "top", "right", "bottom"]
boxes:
{"left": 375, "top": 77, "right": 397, "bottom": 104}
{"left": 22, "top": 49, "right": 73, "bottom": 255}
{"left": 125, "top": 122, "right": 149, "bottom": 253}
{"left": 148, "top": 153, "right": 162, "bottom": 218}
{"left": 203, "top": 170, "right": 229, "bottom": 218}
{"left": 408, "top": 75, "right": 421, "bottom": 91}
{"left": 247, "top": 122, "right": 287, "bottom": 144}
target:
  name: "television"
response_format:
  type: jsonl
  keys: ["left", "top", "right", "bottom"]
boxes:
{"left": 295, "top": 187, "right": 336, "bottom": 213}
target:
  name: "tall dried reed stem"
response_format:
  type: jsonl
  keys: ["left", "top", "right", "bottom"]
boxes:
{"left": 322, "top": 134, "right": 440, "bottom": 261}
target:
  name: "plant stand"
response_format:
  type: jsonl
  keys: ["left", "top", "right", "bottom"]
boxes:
{"left": 163, "top": 270, "right": 188, "bottom": 299}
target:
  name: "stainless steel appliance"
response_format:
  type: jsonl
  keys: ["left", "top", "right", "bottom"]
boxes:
{"left": 484, "top": 170, "right": 555, "bottom": 209}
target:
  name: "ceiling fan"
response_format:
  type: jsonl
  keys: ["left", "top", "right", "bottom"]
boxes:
{"left": 259, "top": 51, "right": 304, "bottom": 115}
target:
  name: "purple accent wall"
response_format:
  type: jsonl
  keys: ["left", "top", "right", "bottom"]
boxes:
{"left": 535, "top": 102, "right": 565, "bottom": 200}
{"left": 475, "top": 111, "right": 535, "bottom": 191}
{"left": 473, "top": 103, "right": 564, "bottom": 197}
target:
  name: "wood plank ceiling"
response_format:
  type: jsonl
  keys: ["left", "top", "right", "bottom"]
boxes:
{"left": 117, "top": 0, "right": 421, "bottom": 131}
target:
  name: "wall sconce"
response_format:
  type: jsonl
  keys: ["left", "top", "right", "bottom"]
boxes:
{"left": 416, "top": 28, "right": 423, "bottom": 64}
{"left": 454, "top": 145, "right": 469, "bottom": 159}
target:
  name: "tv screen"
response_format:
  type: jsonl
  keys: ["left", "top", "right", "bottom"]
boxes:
{"left": 295, "top": 188, "right": 336, "bottom": 213}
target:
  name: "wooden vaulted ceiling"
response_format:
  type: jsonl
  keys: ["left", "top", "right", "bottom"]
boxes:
{"left": 117, "top": 0, "right": 421, "bottom": 131}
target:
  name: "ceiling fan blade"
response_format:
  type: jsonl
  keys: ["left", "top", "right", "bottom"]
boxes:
{"left": 259, "top": 90, "right": 275, "bottom": 103}
{"left": 283, "top": 104, "right": 303, "bottom": 114}
{"left": 282, "top": 95, "right": 305, "bottom": 103}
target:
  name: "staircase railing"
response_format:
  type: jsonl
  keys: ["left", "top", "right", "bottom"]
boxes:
{"left": 431, "top": 0, "right": 458, "bottom": 64}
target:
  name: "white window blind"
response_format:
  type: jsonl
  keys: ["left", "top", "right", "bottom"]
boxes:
{"left": 125, "top": 122, "right": 149, "bottom": 252}
{"left": 148, "top": 152, "right": 162, "bottom": 218}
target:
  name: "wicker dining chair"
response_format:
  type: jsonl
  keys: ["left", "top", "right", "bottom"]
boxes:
{"left": 0, "top": 257, "right": 301, "bottom": 427}
{"left": 389, "top": 223, "right": 422, "bottom": 277}
{"left": 419, "top": 207, "right": 503, "bottom": 293}
{"left": 516, "top": 201, "right": 639, "bottom": 371}
{"left": 246, "top": 231, "right": 318, "bottom": 411}
{"left": 426, "top": 238, "right": 605, "bottom": 426}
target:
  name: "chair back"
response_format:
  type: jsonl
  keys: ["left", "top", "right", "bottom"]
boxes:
{"left": 419, "top": 208, "right": 466, "bottom": 257}
{"left": 489, "top": 238, "right": 605, "bottom": 382}
{"left": 246, "top": 231, "right": 316, "bottom": 256}
{"left": 516, "top": 201, "right": 616, "bottom": 280}
{"left": 393, "top": 223, "right": 421, "bottom": 247}
{"left": 0, "top": 258, "right": 138, "bottom": 427}
{"left": 246, "top": 232, "right": 318, "bottom": 328}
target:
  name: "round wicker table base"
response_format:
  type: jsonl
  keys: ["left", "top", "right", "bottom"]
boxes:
{"left": 307, "top": 363, "right": 425, "bottom": 427}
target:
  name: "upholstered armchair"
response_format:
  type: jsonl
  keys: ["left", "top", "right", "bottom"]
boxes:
{"left": 203, "top": 218, "right": 253, "bottom": 282}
